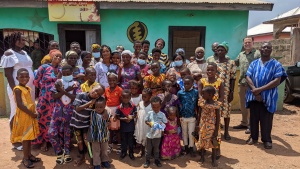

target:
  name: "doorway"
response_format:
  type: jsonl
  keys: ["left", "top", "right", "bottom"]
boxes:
{"left": 168, "top": 26, "right": 206, "bottom": 60}
{"left": 58, "top": 24, "right": 101, "bottom": 55}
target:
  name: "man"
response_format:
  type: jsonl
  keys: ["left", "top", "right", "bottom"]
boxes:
{"left": 245, "top": 42, "right": 287, "bottom": 149}
{"left": 132, "top": 40, "right": 142, "bottom": 64}
{"left": 70, "top": 42, "right": 82, "bottom": 66}
{"left": 233, "top": 37, "right": 261, "bottom": 134}
{"left": 207, "top": 42, "right": 229, "bottom": 62}
{"left": 30, "top": 41, "right": 44, "bottom": 69}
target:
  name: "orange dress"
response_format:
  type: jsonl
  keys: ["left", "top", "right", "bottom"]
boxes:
{"left": 143, "top": 74, "right": 166, "bottom": 96}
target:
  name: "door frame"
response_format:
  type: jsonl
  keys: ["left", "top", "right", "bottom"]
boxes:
{"left": 58, "top": 24, "right": 101, "bottom": 55}
{"left": 168, "top": 26, "right": 206, "bottom": 58}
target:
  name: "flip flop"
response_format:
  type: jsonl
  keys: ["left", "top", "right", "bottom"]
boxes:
{"left": 13, "top": 145, "right": 23, "bottom": 151}
{"left": 29, "top": 155, "right": 41, "bottom": 163}
{"left": 22, "top": 159, "right": 34, "bottom": 168}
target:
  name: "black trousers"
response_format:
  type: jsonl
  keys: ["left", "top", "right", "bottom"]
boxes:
{"left": 249, "top": 101, "right": 274, "bottom": 143}
{"left": 121, "top": 131, "right": 134, "bottom": 154}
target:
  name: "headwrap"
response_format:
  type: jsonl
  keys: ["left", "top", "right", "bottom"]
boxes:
{"left": 218, "top": 41, "right": 229, "bottom": 52}
{"left": 121, "top": 50, "right": 133, "bottom": 57}
{"left": 65, "top": 50, "right": 78, "bottom": 59}
{"left": 80, "top": 51, "right": 92, "bottom": 60}
{"left": 175, "top": 48, "right": 185, "bottom": 56}
{"left": 106, "top": 71, "right": 118, "bottom": 78}
{"left": 195, "top": 47, "right": 205, "bottom": 53}
{"left": 49, "top": 49, "right": 62, "bottom": 60}
{"left": 91, "top": 44, "right": 101, "bottom": 51}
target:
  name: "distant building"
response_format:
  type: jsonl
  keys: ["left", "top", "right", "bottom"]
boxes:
{"left": 247, "top": 24, "right": 291, "bottom": 42}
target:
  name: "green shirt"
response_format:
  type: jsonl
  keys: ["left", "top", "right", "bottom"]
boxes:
{"left": 31, "top": 49, "right": 44, "bottom": 70}
{"left": 235, "top": 49, "right": 261, "bottom": 85}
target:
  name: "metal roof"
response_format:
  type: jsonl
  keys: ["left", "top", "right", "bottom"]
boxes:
{"left": 247, "top": 24, "right": 291, "bottom": 36}
{"left": 264, "top": 7, "right": 300, "bottom": 24}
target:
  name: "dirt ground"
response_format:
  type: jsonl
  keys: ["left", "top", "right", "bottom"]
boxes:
{"left": 1, "top": 100, "right": 300, "bottom": 169}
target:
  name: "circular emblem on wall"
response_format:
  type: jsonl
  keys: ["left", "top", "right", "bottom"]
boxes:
{"left": 127, "top": 21, "right": 148, "bottom": 43}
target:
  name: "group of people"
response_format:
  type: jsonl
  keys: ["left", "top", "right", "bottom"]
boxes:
{"left": 0, "top": 32, "right": 287, "bottom": 169}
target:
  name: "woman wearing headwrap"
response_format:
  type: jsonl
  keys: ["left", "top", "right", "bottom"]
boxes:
{"left": 32, "top": 49, "right": 63, "bottom": 151}
{"left": 80, "top": 51, "right": 93, "bottom": 69}
{"left": 91, "top": 43, "right": 102, "bottom": 64}
{"left": 65, "top": 50, "right": 85, "bottom": 84}
{"left": 216, "top": 41, "right": 236, "bottom": 141}
{"left": 187, "top": 47, "right": 207, "bottom": 78}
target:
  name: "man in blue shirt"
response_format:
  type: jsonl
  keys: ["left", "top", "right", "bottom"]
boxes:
{"left": 245, "top": 42, "right": 287, "bottom": 149}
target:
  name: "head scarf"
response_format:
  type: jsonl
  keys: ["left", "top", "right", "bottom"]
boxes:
{"left": 175, "top": 48, "right": 185, "bottom": 56}
{"left": 80, "top": 51, "right": 92, "bottom": 60}
{"left": 218, "top": 41, "right": 229, "bottom": 52}
{"left": 65, "top": 50, "right": 78, "bottom": 59}
{"left": 121, "top": 50, "right": 133, "bottom": 57}
{"left": 195, "top": 47, "right": 205, "bottom": 53}
{"left": 49, "top": 49, "right": 62, "bottom": 60}
{"left": 91, "top": 44, "right": 101, "bottom": 51}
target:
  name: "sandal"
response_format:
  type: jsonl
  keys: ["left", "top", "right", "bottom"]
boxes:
{"left": 22, "top": 159, "right": 34, "bottom": 168}
{"left": 29, "top": 155, "right": 41, "bottom": 163}
{"left": 56, "top": 154, "right": 64, "bottom": 165}
{"left": 64, "top": 154, "right": 72, "bottom": 163}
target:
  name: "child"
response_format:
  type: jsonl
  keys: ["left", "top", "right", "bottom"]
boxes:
{"left": 104, "top": 70, "right": 122, "bottom": 154}
{"left": 177, "top": 75, "right": 199, "bottom": 157}
{"left": 81, "top": 67, "right": 99, "bottom": 92}
{"left": 177, "top": 67, "right": 197, "bottom": 90}
{"left": 112, "top": 50, "right": 121, "bottom": 65}
{"left": 132, "top": 40, "right": 142, "bottom": 64}
{"left": 70, "top": 84, "right": 105, "bottom": 167}
{"left": 88, "top": 97, "right": 111, "bottom": 169}
{"left": 189, "top": 56, "right": 195, "bottom": 63}
{"left": 192, "top": 70, "right": 202, "bottom": 89}
{"left": 116, "top": 89, "right": 137, "bottom": 160}
{"left": 129, "top": 80, "right": 142, "bottom": 105}
{"left": 134, "top": 88, "right": 152, "bottom": 157}
{"left": 11, "top": 68, "right": 40, "bottom": 168}
{"left": 150, "top": 48, "right": 166, "bottom": 73}
{"left": 196, "top": 86, "right": 221, "bottom": 167}
{"left": 144, "top": 96, "right": 167, "bottom": 168}
{"left": 49, "top": 64, "right": 80, "bottom": 165}
{"left": 161, "top": 106, "right": 181, "bottom": 160}
{"left": 158, "top": 80, "right": 180, "bottom": 116}
{"left": 137, "top": 52, "right": 150, "bottom": 78}
{"left": 144, "top": 61, "right": 166, "bottom": 96}
{"left": 167, "top": 72, "right": 180, "bottom": 95}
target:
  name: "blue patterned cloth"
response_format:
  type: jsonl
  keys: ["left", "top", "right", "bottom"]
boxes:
{"left": 177, "top": 78, "right": 197, "bottom": 91}
{"left": 245, "top": 58, "right": 287, "bottom": 113}
{"left": 177, "top": 88, "right": 198, "bottom": 118}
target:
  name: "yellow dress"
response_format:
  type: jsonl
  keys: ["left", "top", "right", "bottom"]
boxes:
{"left": 11, "top": 86, "right": 39, "bottom": 143}
{"left": 199, "top": 78, "right": 222, "bottom": 102}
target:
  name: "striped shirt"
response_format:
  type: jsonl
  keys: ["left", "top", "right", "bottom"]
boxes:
{"left": 87, "top": 110, "right": 110, "bottom": 143}
{"left": 245, "top": 58, "right": 287, "bottom": 113}
{"left": 70, "top": 92, "right": 94, "bottom": 129}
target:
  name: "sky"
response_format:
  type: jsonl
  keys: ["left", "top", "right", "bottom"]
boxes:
{"left": 248, "top": 0, "right": 300, "bottom": 29}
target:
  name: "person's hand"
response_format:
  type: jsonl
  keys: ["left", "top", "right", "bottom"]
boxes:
{"left": 113, "top": 116, "right": 117, "bottom": 122}
{"left": 252, "top": 87, "right": 262, "bottom": 96}
{"left": 255, "top": 95, "right": 263, "bottom": 102}
{"left": 180, "top": 118, "right": 183, "bottom": 123}
{"left": 126, "top": 118, "right": 131, "bottom": 123}
{"left": 31, "top": 112, "right": 38, "bottom": 118}
{"left": 88, "top": 99, "right": 96, "bottom": 108}
{"left": 118, "top": 62, "right": 124, "bottom": 69}
{"left": 228, "top": 92, "right": 234, "bottom": 103}
{"left": 83, "top": 133, "right": 88, "bottom": 140}
{"left": 102, "top": 112, "right": 109, "bottom": 121}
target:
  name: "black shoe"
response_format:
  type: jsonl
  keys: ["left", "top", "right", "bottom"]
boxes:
{"left": 246, "top": 138, "right": 258, "bottom": 145}
{"left": 154, "top": 159, "right": 162, "bottom": 167}
{"left": 120, "top": 153, "right": 126, "bottom": 160}
{"left": 143, "top": 160, "right": 150, "bottom": 168}
{"left": 245, "top": 128, "right": 251, "bottom": 134}
{"left": 184, "top": 145, "right": 189, "bottom": 154}
{"left": 264, "top": 142, "right": 272, "bottom": 149}
{"left": 189, "top": 147, "right": 196, "bottom": 157}
{"left": 233, "top": 124, "right": 248, "bottom": 129}
{"left": 129, "top": 154, "right": 135, "bottom": 160}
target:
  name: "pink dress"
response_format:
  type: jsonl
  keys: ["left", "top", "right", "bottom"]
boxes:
{"left": 160, "top": 118, "right": 181, "bottom": 160}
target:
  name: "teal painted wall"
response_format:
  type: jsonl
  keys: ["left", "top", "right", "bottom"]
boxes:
{"left": 0, "top": 8, "right": 248, "bottom": 59}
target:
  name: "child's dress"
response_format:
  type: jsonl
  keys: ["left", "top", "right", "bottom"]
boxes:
{"left": 196, "top": 100, "right": 221, "bottom": 150}
{"left": 160, "top": 118, "right": 181, "bottom": 160}
{"left": 131, "top": 94, "right": 142, "bottom": 106}
{"left": 157, "top": 93, "right": 180, "bottom": 116}
{"left": 11, "top": 86, "right": 39, "bottom": 143}
{"left": 143, "top": 74, "right": 166, "bottom": 96}
{"left": 134, "top": 101, "right": 152, "bottom": 146}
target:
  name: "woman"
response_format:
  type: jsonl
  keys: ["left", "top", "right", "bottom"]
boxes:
{"left": 94, "top": 45, "right": 118, "bottom": 88}
{"left": 0, "top": 32, "right": 35, "bottom": 150}
{"left": 120, "top": 50, "right": 142, "bottom": 89}
{"left": 32, "top": 49, "right": 62, "bottom": 151}
{"left": 166, "top": 53, "right": 187, "bottom": 80}
{"left": 216, "top": 42, "right": 236, "bottom": 140}
{"left": 187, "top": 47, "right": 207, "bottom": 78}
{"left": 91, "top": 43, "right": 101, "bottom": 65}
{"left": 65, "top": 51, "right": 85, "bottom": 84}
{"left": 41, "top": 40, "right": 59, "bottom": 65}
{"left": 80, "top": 51, "right": 92, "bottom": 69}
{"left": 149, "top": 38, "right": 170, "bottom": 67}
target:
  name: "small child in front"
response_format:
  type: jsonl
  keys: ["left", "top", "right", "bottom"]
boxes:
{"left": 144, "top": 96, "right": 167, "bottom": 168}
{"left": 177, "top": 75, "right": 199, "bottom": 157}
{"left": 88, "top": 97, "right": 111, "bottom": 169}
{"left": 11, "top": 68, "right": 40, "bottom": 168}
{"left": 196, "top": 86, "right": 221, "bottom": 167}
{"left": 80, "top": 67, "right": 99, "bottom": 92}
{"left": 49, "top": 64, "right": 80, "bottom": 165}
{"left": 116, "top": 89, "right": 137, "bottom": 160}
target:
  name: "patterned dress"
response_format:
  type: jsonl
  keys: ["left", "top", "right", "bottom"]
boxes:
{"left": 11, "top": 86, "right": 39, "bottom": 143}
{"left": 215, "top": 59, "right": 236, "bottom": 118}
{"left": 143, "top": 74, "right": 166, "bottom": 96}
{"left": 196, "top": 100, "right": 221, "bottom": 149}
{"left": 157, "top": 93, "right": 180, "bottom": 116}
{"left": 161, "top": 118, "right": 181, "bottom": 160}
{"left": 32, "top": 64, "right": 60, "bottom": 145}
{"left": 199, "top": 78, "right": 222, "bottom": 102}
{"left": 120, "top": 65, "right": 140, "bottom": 89}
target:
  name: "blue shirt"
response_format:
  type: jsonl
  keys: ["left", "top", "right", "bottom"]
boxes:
{"left": 145, "top": 111, "right": 167, "bottom": 139}
{"left": 245, "top": 58, "right": 287, "bottom": 113}
{"left": 177, "top": 88, "right": 198, "bottom": 118}
{"left": 177, "top": 78, "right": 197, "bottom": 91}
